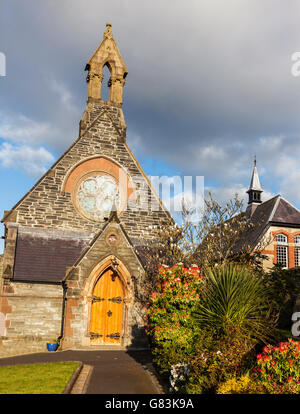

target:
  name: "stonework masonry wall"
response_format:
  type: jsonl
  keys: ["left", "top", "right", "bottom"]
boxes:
{"left": 62, "top": 221, "right": 149, "bottom": 350}
{"left": 0, "top": 282, "right": 63, "bottom": 357}
{"left": 6, "top": 101, "right": 171, "bottom": 243}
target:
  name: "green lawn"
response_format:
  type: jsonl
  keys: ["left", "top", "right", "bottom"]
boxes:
{"left": 0, "top": 361, "right": 80, "bottom": 394}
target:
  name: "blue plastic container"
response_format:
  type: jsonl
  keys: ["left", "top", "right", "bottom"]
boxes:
{"left": 47, "top": 343, "right": 58, "bottom": 352}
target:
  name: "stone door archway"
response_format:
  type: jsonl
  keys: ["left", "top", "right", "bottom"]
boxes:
{"left": 89, "top": 267, "right": 124, "bottom": 344}
{"left": 82, "top": 255, "right": 132, "bottom": 347}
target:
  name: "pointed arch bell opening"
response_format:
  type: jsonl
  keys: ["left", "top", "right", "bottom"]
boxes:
{"left": 85, "top": 24, "right": 128, "bottom": 104}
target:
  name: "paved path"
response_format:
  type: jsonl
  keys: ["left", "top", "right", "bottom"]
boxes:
{"left": 0, "top": 350, "right": 164, "bottom": 394}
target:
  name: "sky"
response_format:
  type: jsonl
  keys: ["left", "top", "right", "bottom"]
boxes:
{"left": 1, "top": 0, "right": 300, "bottom": 251}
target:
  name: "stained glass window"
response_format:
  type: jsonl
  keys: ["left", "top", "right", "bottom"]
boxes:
{"left": 76, "top": 174, "right": 119, "bottom": 221}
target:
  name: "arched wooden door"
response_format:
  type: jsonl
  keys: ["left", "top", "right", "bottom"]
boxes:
{"left": 89, "top": 267, "right": 124, "bottom": 344}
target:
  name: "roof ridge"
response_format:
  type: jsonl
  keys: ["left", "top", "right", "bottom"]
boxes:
{"left": 268, "top": 194, "right": 281, "bottom": 222}
{"left": 278, "top": 195, "right": 300, "bottom": 215}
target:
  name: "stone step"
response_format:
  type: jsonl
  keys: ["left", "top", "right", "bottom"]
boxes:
{"left": 70, "top": 345, "right": 127, "bottom": 351}
{"left": 67, "top": 345, "right": 149, "bottom": 351}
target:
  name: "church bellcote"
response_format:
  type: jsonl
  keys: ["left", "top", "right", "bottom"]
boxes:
{"left": 85, "top": 23, "right": 128, "bottom": 105}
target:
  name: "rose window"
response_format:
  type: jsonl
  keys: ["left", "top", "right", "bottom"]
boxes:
{"left": 76, "top": 174, "right": 119, "bottom": 221}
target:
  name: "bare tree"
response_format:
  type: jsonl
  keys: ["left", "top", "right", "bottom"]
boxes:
{"left": 184, "top": 192, "right": 272, "bottom": 272}
{"left": 135, "top": 191, "right": 270, "bottom": 300}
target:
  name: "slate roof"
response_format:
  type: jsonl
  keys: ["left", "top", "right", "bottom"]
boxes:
{"left": 13, "top": 228, "right": 92, "bottom": 283}
{"left": 269, "top": 196, "right": 300, "bottom": 225}
{"left": 12, "top": 212, "right": 146, "bottom": 284}
{"left": 236, "top": 195, "right": 300, "bottom": 252}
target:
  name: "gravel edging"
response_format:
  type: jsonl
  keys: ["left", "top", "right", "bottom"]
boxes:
{"left": 62, "top": 361, "right": 83, "bottom": 394}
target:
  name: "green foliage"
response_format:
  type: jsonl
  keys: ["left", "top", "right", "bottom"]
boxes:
{"left": 192, "top": 263, "right": 275, "bottom": 343}
{"left": 261, "top": 265, "right": 300, "bottom": 331}
{"left": 49, "top": 335, "right": 63, "bottom": 346}
{"left": 218, "top": 339, "right": 300, "bottom": 394}
{"left": 146, "top": 265, "right": 204, "bottom": 374}
{"left": 185, "top": 332, "right": 256, "bottom": 393}
{"left": 151, "top": 343, "right": 192, "bottom": 376}
{"left": 217, "top": 375, "right": 267, "bottom": 394}
{"left": 147, "top": 262, "right": 294, "bottom": 394}
{"left": 251, "top": 339, "right": 300, "bottom": 393}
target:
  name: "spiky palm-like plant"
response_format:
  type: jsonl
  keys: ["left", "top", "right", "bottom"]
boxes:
{"left": 193, "top": 263, "right": 275, "bottom": 344}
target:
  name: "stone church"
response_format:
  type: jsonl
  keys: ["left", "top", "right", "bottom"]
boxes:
{"left": 1, "top": 24, "right": 300, "bottom": 358}
{"left": 0, "top": 24, "right": 172, "bottom": 356}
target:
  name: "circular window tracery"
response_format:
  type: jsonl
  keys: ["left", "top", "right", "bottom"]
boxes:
{"left": 75, "top": 174, "right": 119, "bottom": 222}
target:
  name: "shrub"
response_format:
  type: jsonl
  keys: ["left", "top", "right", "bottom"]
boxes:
{"left": 192, "top": 263, "right": 275, "bottom": 343}
{"left": 185, "top": 333, "right": 255, "bottom": 394}
{"left": 151, "top": 343, "right": 191, "bottom": 376}
{"left": 217, "top": 375, "right": 267, "bottom": 394}
{"left": 169, "top": 363, "right": 190, "bottom": 393}
{"left": 251, "top": 339, "right": 300, "bottom": 393}
{"left": 146, "top": 264, "right": 204, "bottom": 374}
{"left": 261, "top": 266, "right": 300, "bottom": 331}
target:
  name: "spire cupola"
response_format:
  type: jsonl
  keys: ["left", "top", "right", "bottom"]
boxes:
{"left": 85, "top": 23, "right": 128, "bottom": 105}
{"left": 246, "top": 157, "right": 263, "bottom": 205}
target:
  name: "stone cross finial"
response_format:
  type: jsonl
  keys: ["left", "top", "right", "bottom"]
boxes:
{"left": 104, "top": 23, "right": 113, "bottom": 40}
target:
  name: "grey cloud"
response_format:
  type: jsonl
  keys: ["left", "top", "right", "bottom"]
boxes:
{"left": 1, "top": 0, "right": 300, "bottom": 204}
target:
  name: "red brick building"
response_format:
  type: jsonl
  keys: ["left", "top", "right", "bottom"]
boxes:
{"left": 245, "top": 160, "right": 300, "bottom": 271}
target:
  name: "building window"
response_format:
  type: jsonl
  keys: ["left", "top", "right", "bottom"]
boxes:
{"left": 277, "top": 246, "right": 288, "bottom": 268}
{"left": 74, "top": 172, "right": 120, "bottom": 222}
{"left": 295, "top": 236, "right": 300, "bottom": 267}
{"left": 276, "top": 234, "right": 288, "bottom": 268}
{"left": 276, "top": 234, "right": 287, "bottom": 244}
{"left": 295, "top": 248, "right": 300, "bottom": 267}
{"left": 294, "top": 235, "right": 300, "bottom": 245}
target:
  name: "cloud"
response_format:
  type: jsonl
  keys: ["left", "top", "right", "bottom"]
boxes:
{"left": 50, "top": 79, "right": 79, "bottom": 115}
{"left": 1, "top": 0, "right": 300, "bottom": 208}
{"left": 0, "top": 142, "right": 54, "bottom": 177}
{"left": 0, "top": 112, "right": 52, "bottom": 145}
{"left": 207, "top": 183, "right": 274, "bottom": 205}
{"left": 0, "top": 111, "right": 56, "bottom": 176}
